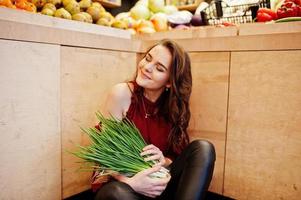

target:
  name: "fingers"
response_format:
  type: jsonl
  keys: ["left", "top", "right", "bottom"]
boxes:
{"left": 154, "top": 175, "right": 171, "bottom": 186}
{"left": 143, "top": 144, "right": 159, "bottom": 151}
{"left": 152, "top": 185, "right": 166, "bottom": 191}
{"left": 139, "top": 165, "right": 161, "bottom": 176}
{"left": 141, "top": 149, "right": 161, "bottom": 156}
{"left": 133, "top": 167, "right": 170, "bottom": 198}
{"left": 144, "top": 154, "right": 161, "bottom": 162}
{"left": 140, "top": 186, "right": 166, "bottom": 198}
{"left": 141, "top": 145, "right": 165, "bottom": 165}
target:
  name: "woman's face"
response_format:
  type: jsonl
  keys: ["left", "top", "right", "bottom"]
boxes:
{"left": 136, "top": 45, "right": 172, "bottom": 91}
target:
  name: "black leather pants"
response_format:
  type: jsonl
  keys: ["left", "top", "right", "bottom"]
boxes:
{"left": 94, "top": 139, "right": 216, "bottom": 200}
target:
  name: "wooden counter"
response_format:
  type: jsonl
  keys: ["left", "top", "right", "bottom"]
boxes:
{"left": 1, "top": 7, "right": 301, "bottom": 200}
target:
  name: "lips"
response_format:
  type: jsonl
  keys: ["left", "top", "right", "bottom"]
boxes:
{"left": 140, "top": 70, "right": 151, "bottom": 80}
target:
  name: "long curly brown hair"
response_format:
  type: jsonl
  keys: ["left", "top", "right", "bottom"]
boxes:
{"left": 133, "top": 39, "right": 192, "bottom": 155}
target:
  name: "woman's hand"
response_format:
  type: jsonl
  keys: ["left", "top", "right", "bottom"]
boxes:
{"left": 141, "top": 144, "right": 166, "bottom": 167}
{"left": 112, "top": 166, "right": 171, "bottom": 198}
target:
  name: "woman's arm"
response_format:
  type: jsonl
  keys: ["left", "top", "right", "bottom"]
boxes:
{"left": 100, "top": 83, "right": 132, "bottom": 120}
{"left": 101, "top": 83, "right": 171, "bottom": 198}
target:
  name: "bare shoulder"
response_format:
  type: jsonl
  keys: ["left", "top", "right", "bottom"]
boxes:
{"left": 109, "top": 82, "right": 132, "bottom": 101}
{"left": 102, "top": 82, "right": 132, "bottom": 118}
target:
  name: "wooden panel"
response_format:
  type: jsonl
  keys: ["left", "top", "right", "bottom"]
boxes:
{"left": 133, "top": 26, "right": 238, "bottom": 41}
{"left": 61, "top": 46, "right": 136, "bottom": 198}
{"left": 0, "top": 40, "right": 61, "bottom": 199}
{"left": 225, "top": 51, "right": 301, "bottom": 199}
{"left": 139, "top": 33, "right": 301, "bottom": 53}
{"left": 189, "top": 52, "right": 230, "bottom": 194}
{"left": 239, "top": 21, "right": 301, "bottom": 36}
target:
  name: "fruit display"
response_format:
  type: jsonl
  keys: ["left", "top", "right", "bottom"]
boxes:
{"left": 0, "top": 0, "right": 110, "bottom": 26}
{"left": 276, "top": 0, "right": 301, "bottom": 18}
{"left": 0, "top": 0, "right": 181, "bottom": 34}
{"left": 256, "top": 0, "right": 301, "bottom": 23}
{"left": 0, "top": 0, "right": 37, "bottom": 12}
{"left": 2, "top": 0, "right": 300, "bottom": 35}
{"left": 125, "top": 0, "right": 178, "bottom": 33}
{"left": 256, "top": 8, "right": 278, "bottom": 22}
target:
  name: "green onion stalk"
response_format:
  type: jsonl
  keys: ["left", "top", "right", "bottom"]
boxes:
{"left": 71, "top": 112, "right": 170, "bottom": 179}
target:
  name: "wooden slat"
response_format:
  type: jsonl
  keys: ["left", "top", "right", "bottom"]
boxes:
{"left": 238, "top": 21, "right": 301, "bottom": 36}
{"left": 188, "top": 52, "right": 230, "bottom": 194}
{"left": 225, "top": 51, "right": 301, "bottom": 200}
{"left": 61, "top": 46, "right": 136, "bottom": 198}
{"left": 0, "top": 39, "right": 61, "bottom": 200}
{"left": 133, "top": 26, "right": 238, "bottom": 41}
{"left": 139, "top": 32, "right": 301, "bottom": 53}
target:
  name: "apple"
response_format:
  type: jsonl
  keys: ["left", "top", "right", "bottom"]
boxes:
{"left": 150, "top": 13, "right": 168, "bottom": 31}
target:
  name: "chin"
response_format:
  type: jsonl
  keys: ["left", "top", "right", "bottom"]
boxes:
{"left": 136, "top": 76, "right": 147, "bottom": 87}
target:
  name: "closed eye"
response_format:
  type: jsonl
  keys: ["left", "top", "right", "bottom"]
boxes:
{"left": 156, "top": 65, "right": 165, "bottom": 72}
{"left": 145, "top": 54, "right": 152, "bottom": 62}
{"left": 145, "top": 52, "right": 168, "bottom": 72}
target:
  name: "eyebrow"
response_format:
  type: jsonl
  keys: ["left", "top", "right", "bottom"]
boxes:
{"left": 147, "top": 53, "right": 168, "bottom": 71}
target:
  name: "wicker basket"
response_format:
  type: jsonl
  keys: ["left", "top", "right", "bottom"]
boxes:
{"left": 203, "top": 0, "right": 270, "bottom": 25}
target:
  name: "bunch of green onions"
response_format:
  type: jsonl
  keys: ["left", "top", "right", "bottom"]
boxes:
{"left": 71, "top": 112, "right": 169, "bottom": 178}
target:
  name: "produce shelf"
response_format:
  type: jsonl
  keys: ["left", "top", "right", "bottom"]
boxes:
{"left": 166, "top": 0, "right": 202, "bottom": 12}
{"left": 177, "top": 3, "right": 199, "bottom": 11}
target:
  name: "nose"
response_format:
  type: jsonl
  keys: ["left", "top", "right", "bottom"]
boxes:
{"left": 142, "top": 62, "right": 153, "bottom": 73}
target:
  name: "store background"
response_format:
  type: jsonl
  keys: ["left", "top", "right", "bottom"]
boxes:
{"left": 1, "top": 0, "right": 301, "bottom": 200}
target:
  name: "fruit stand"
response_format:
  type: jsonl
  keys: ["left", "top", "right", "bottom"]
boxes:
{"left": 1, "top": 0, "right": 301, "bottom": 199}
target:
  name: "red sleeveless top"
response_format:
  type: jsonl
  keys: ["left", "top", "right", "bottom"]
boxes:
{"left": 126, "top": 82, "right": 172, "bottom": 157}
{"left": 91, "top": 82, "right": 174, "bottom": 192}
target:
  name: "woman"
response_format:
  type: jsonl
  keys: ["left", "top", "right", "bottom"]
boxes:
{"left": 93, "top": 39, "right": 216, "bottom": 200}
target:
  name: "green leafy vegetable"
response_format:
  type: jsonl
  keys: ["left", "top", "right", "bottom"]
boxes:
{"left": 70, "top": 112, "right": 169, "bottom": 178}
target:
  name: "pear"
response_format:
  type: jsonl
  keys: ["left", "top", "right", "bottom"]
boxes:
{"left": 79, "top": 0, "right": 91, "bottom": 10}
{"left": 115, "top": 12, "right": 130, "bottom": 20}
{"left": 41, "top": 8, "right": 54, "bottom": 16}
{"left": 91, "top": 2, "right": 105, "bottom": 12}
{"left": 96, "top": 17, "right": 111, "bottom": 26}
{"left": 47, "top": 0, "right": 62, "bottom": 7}
{"left": 43, "top": 3, "right": 56, "bottom": 12}
{"left": 54, "top": 8, "right": 72, "bottom": 19}
{"left": 81, "top": 12, "right": 93, "bottom": 23}
{"left": 86, "top": 6, "right": 101, "bottom": 22}
{"left": 99, "top": 11, "right": 114, "bottom": 22}
{"left": 26, "top": 2, "right": 37, "bottom": 12}
{"left": 65, "top": 1, "right": 80, "bottom": 15}
{"left": 120, "top": 17, "right": 137, "bottom": 29}
{"left": 137, "top": 26, "right": 156, "bottom": 34}
{"left": 62, "top": 0, "right": 75, "bottom": 7}
{"left": 72, "top": 12, "right": 88, "bottom": 22}
{"left": 111, "top": 19, "right": 127, "bottom": 29}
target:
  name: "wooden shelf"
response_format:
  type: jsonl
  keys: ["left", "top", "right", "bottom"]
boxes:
{"left": 166, "top": 0, "right": 202, "bottom": 12}
{"left": 177, "top": 3, "right": 199, "bottom": 11}
{"left": 94, "top": 0, "right": 121, "bottom": 8}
